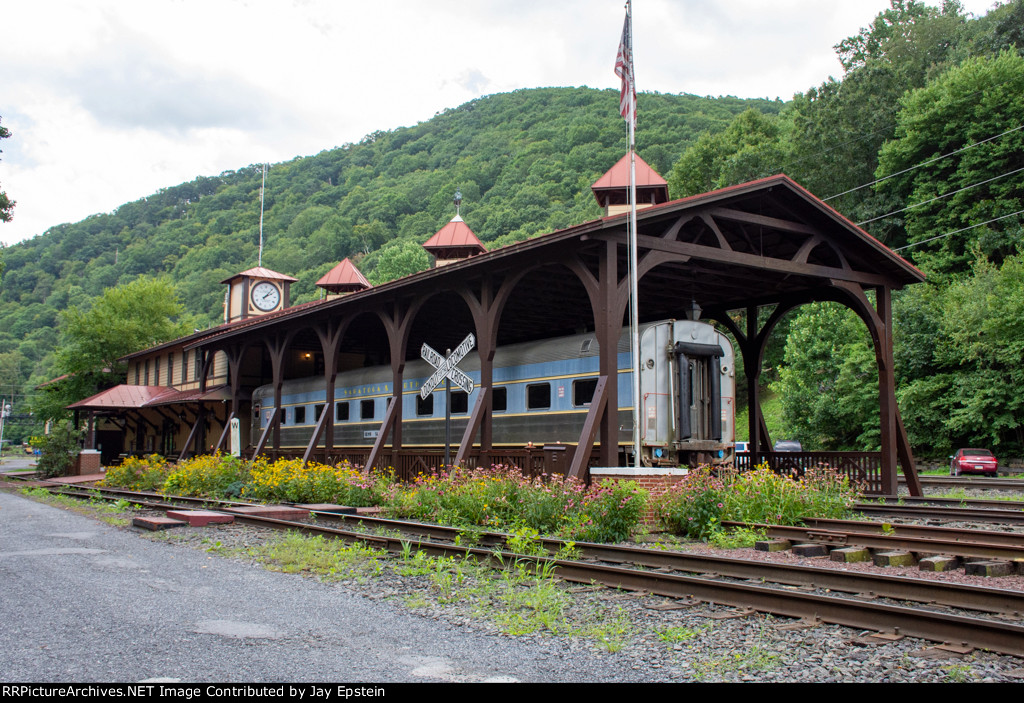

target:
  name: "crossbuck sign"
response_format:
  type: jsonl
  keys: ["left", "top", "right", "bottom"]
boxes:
{"left": 420, "top": 333, "right": 475, "bottom": 398}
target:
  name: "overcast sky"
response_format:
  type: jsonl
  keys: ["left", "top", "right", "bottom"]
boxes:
{"left": 0, "top": 0, "right": 1001, "bottom": 246}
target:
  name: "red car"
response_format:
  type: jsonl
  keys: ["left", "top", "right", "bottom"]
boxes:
{"left": 950, "top": 448, "right": 998, "bottom": 476}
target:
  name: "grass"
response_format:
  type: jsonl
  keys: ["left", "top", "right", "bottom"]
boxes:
{"left": 223, "top": 529, "right": 635, "bottom": 652}
{"left": 239, "top": 532, "right": 387, "bottom": 583}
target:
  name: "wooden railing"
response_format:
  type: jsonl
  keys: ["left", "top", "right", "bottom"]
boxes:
{"left": 256, "top": 446, "right": 594, "bottom": 483}
{"left": 736, "top": 451, "right": 884, "bottom": 494}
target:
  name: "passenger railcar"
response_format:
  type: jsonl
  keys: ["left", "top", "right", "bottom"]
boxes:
{"left": 251, "top": 319, "right": 735, "bottom": 466}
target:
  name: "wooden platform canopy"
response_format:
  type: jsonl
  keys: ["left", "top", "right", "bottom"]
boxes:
{"left": 155, "top": 174, "right": 925, "bottom": 495}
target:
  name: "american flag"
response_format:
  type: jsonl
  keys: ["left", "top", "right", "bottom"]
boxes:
{"left": 614, "top": 9, "right": 635, "bottom": 127}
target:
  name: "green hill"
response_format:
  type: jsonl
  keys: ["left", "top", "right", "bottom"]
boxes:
{"left": 0, "top": 87, "right": 783, "bottom": 423}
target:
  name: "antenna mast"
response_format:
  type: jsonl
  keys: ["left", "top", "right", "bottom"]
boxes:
{"left": 258, "top": 163, "right": 267, "bottom": 267}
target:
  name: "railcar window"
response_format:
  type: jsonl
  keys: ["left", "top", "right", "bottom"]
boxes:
{"left": 573, "top": 378, "right": 598, "bottom": 406}
{"left": 526, "top": 383, "right": 551, "bottom": 410}
{"left": 336, "top": 401, "right": 349, "bottom": 422}
{"left": 416, "top": 393, "right": 434, "bottom": 417}
{"left": 314, "top": 404, "right": 324, "bottom": 422}
{"left": 361, "top": 399, "right": 375, "bottom": 420}
{"left": 492, "top": 387, "right": 507, "bottom": 412}
{"left": 294, "top": 406, "right": 306, "bottom": 425}
{"left": 451, "top": 391, "right": 468, "bottom": 414}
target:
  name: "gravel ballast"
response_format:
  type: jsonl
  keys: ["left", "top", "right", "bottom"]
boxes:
{"left": 5, "top": 486, "right": 1024, "bottom": 683}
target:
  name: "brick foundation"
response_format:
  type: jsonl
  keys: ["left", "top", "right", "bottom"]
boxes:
{"left": 589, "top": 466, "right": 693, "bottom": 526}
{"left": 74, "top": 450, "right": 102, "bottom": 476}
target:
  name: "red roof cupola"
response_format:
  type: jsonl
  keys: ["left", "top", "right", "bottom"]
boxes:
{"left": 591, "top": 152, "right": 669, "bottom": 216}
{"left": 423, "top": 190, "right": 486, "bottom": 267}
{"left": 316, "top": 258, "right": 371, "bottom": 297}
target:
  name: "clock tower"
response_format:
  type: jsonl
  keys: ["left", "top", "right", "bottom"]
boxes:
{"left": 221, "top": 267, "right": 298, "bottom": 323}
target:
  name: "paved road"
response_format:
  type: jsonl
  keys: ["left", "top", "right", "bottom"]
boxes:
{"left": 0, "top": 490, "right": 636, "bottom": 683}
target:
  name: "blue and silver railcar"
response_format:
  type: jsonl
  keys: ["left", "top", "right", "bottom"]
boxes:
{"left": 251, "top": 319, "right": 734, "bottom": 466}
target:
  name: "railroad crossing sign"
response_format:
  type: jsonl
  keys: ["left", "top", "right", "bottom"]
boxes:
{"left": 420, "top": 333, "right": 475, "bottom": 398}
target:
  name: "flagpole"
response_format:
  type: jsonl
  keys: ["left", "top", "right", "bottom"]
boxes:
{"left": 626, "top": 1, "right": 641, "bottom": 469}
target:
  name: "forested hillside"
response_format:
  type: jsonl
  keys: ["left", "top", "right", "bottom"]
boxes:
{"left": 0, "top": 87, "right": 781, "bottom": 437}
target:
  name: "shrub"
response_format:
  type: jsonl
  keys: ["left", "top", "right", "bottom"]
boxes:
{"left": 656, "top": 463, "right": 861, "bottom": 539}
{"left": 654, "top": 467, "right": 726, "bottom": 539}
{"left": 32, "top": 421, "right": 83, "bottom": 479}
{"left": 573, "top": 479, "right": 647, "bottom": 543}
{"left": 163, "top": 452, "right": 249, "bottom": 497}
{"left": 244, "top": 458, "right": 384, "bottom": 506}
{"left": 101, "top": 454, "right": 171, "bottom": 491}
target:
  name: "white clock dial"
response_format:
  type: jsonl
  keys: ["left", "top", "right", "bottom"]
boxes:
{"left": 250, "top": 281, "right": 281, "bottom": 312}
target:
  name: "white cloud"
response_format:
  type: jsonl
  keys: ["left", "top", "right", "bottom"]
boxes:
{"left": 0, "top": 0, "right": 1002, "bottom": 245}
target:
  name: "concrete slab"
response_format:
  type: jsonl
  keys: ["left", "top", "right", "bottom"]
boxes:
{"left": 873, "top": 551, "right": 917, "bottom": 567}
{"left": 919, "top": 555, "right": 960, "bottom": 572}
{"left": 165, "top": 510, "right": 235, "bottom": 526}
{"left": 964, "top": 560, "right": 1015, "bottom": 577}
{"left": 830, "top": 547, "right": 872, "bottom": 563}
{"left": 133, "top": 516, "right": 188, "bottom": 531}
{"left": 755, "top": 539, "right": 792, "bottom": 553}
{"left": 792, "top": 543, "right": 830, "bottom": 557}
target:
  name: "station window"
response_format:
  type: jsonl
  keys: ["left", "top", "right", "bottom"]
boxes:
{"left": 361, "top": 399, "right": 376, "bottom": 420}
{"left": 294, "top": 406, "right": 306, "bottom": 425}
{"left": 144, "top": 360, "right": 150, "bottom": 386}
{"left": 134, "top": 365, "right": 140, "bottom": 386}
{"left": 154, "top": 358, "right": 161, "bottom": 387}
{"left": 492, "top": 387, "right": 507, "bottom": 412}
{"left": 573, "top": 378, "right": 598, "bottom": 407}
{"left": 167, "top": 353, "right": 174, "bottom": 386}
{"left": 336, "top": 401, "right": 350, "bottom": 422}
{"left": 416, "top": 393, "right": 434, "bottom": 417}
{"left": 526, "top": 383, "right": 551, "bottom": 410}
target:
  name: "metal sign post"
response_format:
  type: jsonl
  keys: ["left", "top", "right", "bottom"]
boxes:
{"left": 420, "top": 333, "right": 475, "bottom": 468}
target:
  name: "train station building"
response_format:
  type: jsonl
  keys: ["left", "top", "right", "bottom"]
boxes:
{"left": 66, "top": 157, "right": 925, "bottom": 496}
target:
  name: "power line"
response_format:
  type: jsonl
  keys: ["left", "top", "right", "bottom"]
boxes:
{"left": 824, "top": 123, "right": 1024, "bottom": 201}
{"left": 856, "top": 164, "right": 1024, "bottom": 226}
{"left": 893, "top": 209, "right": 1024, "bottom": 252}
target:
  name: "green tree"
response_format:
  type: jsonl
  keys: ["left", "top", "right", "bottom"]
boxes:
{"left": 32, "top": 276, "right": 193, "bottom": 421}
{"left": 875, "top": 51, "right": 1024, "bottom": 274}
{"left": 0, "top": 117, "right": 13, "bottom": 223}
{"left": 667, "top": 110, "right": 788, "bottom": 198}
{"left": 773, "top": 303, "right": 879, "bottom": 450}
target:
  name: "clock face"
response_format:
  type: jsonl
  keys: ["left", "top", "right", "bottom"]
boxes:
{"left": 250, "top": 281, "right": 281, "bottom": 312}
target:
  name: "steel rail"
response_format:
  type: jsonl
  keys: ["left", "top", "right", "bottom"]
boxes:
{"left": 44, "top": 483, "right": 1024, "bottom": 612}
{"left": 799, "top": 517, "right": 1024, "bottom": 547}
{"left": 900, "top": 477, "right": 1024, "bottom": 491}
{"left": 854, "top": 502, "right": 1024, "bottom": 523}
{"left": 159, "top": 510, "right": 1024, "bottom": 657}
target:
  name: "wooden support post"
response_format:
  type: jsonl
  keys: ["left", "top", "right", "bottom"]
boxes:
{"left": 365, "top": 396, "right": 400, "bottom": 474}
{"left": 214, "top": 410, "right": 235, "bottom": 453}
{"left": 454, "top": 386, "right": 490, "bottom": 467}
{"left": 251, "top": 406, "right": 279, "bottom": 461}
{"left": 302, "top": 405, "right": 332, "bottom": 465}
{"left": 568, "top": 375, "right": 608, "bottom": 480}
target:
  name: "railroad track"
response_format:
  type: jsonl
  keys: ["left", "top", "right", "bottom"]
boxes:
{"left": 854, "top": 499, "right": 1024, "bottom": 523}
{"left": 23, "top": 481, "right": 1024, "bottom": 658}
{"left": 901, "top": 476, "right": 1024, "bottom": 492}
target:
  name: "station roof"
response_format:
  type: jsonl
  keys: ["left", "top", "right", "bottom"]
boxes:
{"left": 183, "top": 174, "right": 924, "bottom": 363}
{"left": 68, "top": 384, "right": 230, "bottom": 410}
